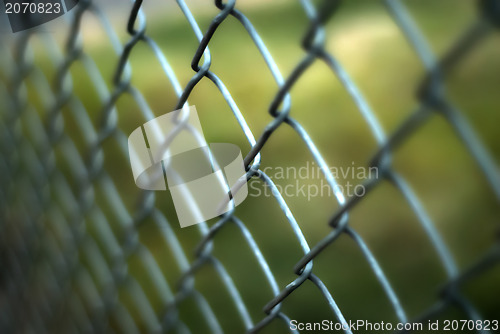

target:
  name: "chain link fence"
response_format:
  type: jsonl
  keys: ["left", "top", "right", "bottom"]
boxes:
{"left": 1, "top": 0, "right": 500, "bottom": 333}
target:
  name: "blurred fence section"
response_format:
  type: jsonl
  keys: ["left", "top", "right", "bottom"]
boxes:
{"left": 1, "top": 0, "right": 500, "bottom": 333}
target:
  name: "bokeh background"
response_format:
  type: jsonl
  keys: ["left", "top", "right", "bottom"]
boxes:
{"left": 1, "top": 0, "right": 499, "bottom": 333}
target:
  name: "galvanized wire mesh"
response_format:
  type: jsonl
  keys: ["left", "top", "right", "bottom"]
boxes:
{"left": 1, "top": 0, "right": 500, "bottom": 333}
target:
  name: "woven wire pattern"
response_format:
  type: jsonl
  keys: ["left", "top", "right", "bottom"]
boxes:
{"left": 1, "top": 0, "right": 499, "bottom": 333}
